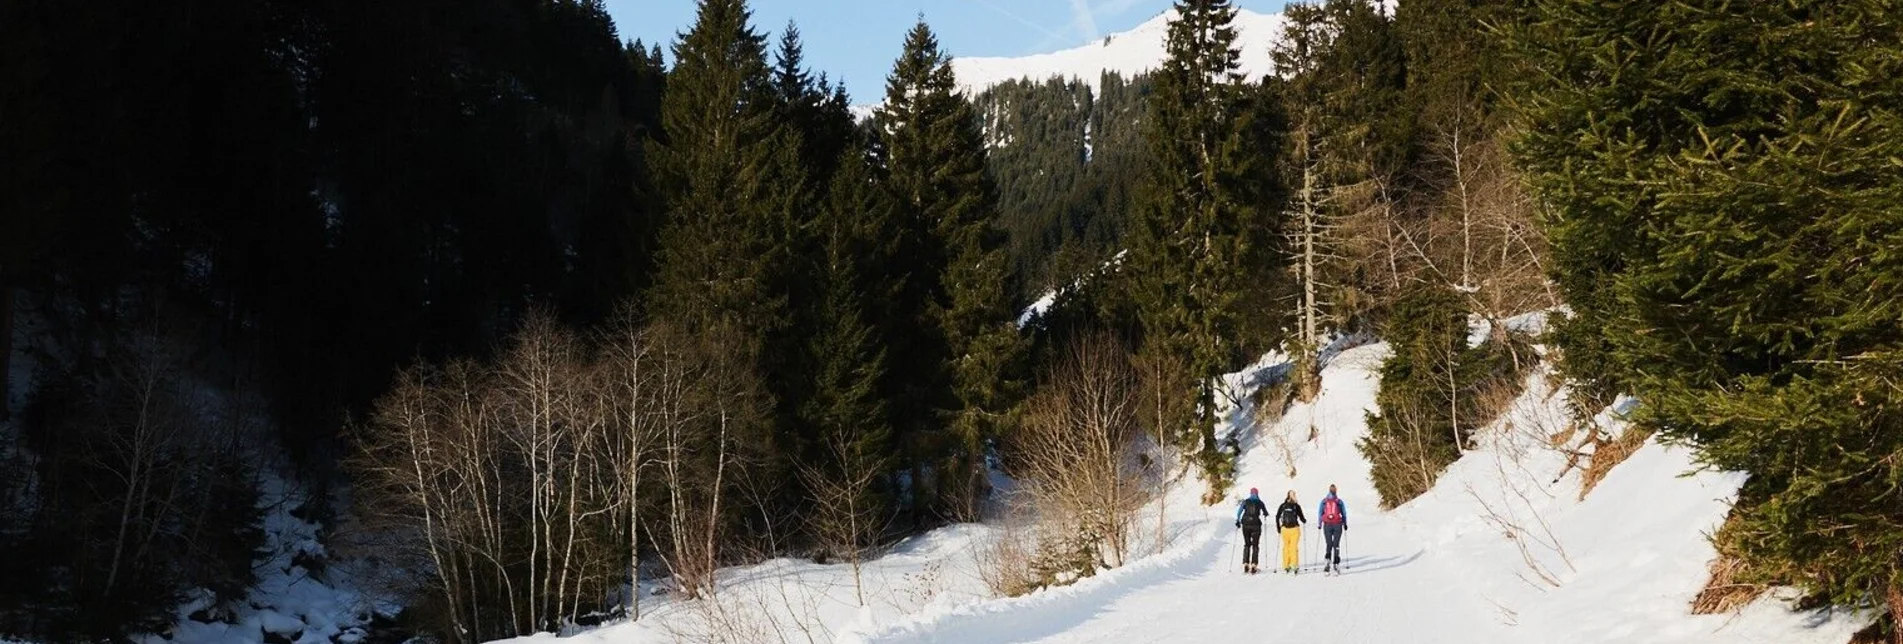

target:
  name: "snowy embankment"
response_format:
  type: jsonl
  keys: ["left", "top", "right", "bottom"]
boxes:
{"left": 142, "top": 474, "right": 385, "bottom": 644}
{"left": 498, "top": 316, "right": 1865, "bottom": 644}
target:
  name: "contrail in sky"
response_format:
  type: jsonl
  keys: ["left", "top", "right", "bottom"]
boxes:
{"left": 1069, "top": 0, "right": 1101, "bottom": 40}
{"left": 972, "top": 0, "right": 1072, "bottom": 43}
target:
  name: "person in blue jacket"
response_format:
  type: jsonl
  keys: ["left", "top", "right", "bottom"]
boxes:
{"left": 1234, "top": 488, "right": 1270, "bottom": 574}
{"left": 1317, "top": 483, "right": 1349, "bottom": 574}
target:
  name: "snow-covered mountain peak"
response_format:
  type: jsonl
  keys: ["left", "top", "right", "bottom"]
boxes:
{"left": 852, "top": 8, "right": 1285, "bottom": 116}
{"left": 949, "top": 7, "right": 1285, "bottom": 97}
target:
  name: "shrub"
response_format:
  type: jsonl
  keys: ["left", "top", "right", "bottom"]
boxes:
{"left": 1360, "top": 286, "right": 1529, "bottom": 507}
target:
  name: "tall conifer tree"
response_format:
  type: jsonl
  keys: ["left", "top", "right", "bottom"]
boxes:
{"left": 1125, "top": 0, "right": 1275, "bottom": 500}
{"left": 646, "top": 0, "right": 802, "bottom": 345}
{"left": 874, "top": 20, "right": 1025, "bottom": 520}
{"left": 798, "top": 146, "right": 898, "bottom": 522}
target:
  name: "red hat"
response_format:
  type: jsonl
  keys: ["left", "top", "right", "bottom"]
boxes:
{"left": 1249, "top": 487, "right": 1258, "bottom": 496}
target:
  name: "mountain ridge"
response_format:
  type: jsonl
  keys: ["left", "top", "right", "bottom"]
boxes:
{"left": 951, "top": 8, "right": 1283, "bottom": 96}
{"left": 851, "top": 7, "right": 1283, "bottom": 118}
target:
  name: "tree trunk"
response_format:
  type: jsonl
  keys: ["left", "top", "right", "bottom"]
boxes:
{"left": 1, "top": 285, "right": 13, "bottom": 421}
{"left": 627, "top": 439, "right": 643, "bottom": 620}
{"left": 703, "top": 404, "right": 730, "bottom": 598}
{"left": 1298, "top": 158, "right": 1323, "bottom": 403}
{"left": 1448, "top": 345, "right": 1462, "bottom": 454}
{"left": 1452, "top": 127, "right": 1474, "bottom": 292}
{"left": 1889, "top": 581, "right": 1903, "bottom": 644}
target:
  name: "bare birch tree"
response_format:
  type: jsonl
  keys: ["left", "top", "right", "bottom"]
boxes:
{"left": 598, "top": 308, "right": 659, "bottom": 618}
{"left": 1132, "top": 345, "right": 1193, "bottom": 553}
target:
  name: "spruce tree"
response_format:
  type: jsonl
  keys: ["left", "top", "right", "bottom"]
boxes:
{"left": 1359, "top": 284, "right": 1519, "bottom": 507}
{"left": 773, "top": 22, "right": 855, "bottom": 191}
{"left": 646, "top": 0, "right": 802, "bottom": 349}
{"left": 1506, "top": 0, "right": 1903, "bottom": 632}
{"left": 798, "top": 146, "right": 898, "bottom": 528}
{"left": 1499, "top": 0, "right": 1661, "bottom": 413}
{"left": 764, "top": 20, "right": 863, "bottom": 518}
{"left": 643, "top": 0, "right": 804, "bottom": 544}
{"left": 1125, "top": 0, "right": 1276, "bottom": 501}
{"left": 1274, "top": 0, "right": 1414, "bottom": 400}
{"left": 874, "top": 20, "right": 1026, "bottom": 520}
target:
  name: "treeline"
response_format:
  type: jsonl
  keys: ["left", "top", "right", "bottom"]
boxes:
{"left": 1501, "top": 0, "right": 1903, "bottom": 636}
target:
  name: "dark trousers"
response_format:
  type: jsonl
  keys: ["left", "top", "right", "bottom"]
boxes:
{"left": 1323, "top": 523, "right": 1344, "bottom": 565}
{"left": 1241, "top": 524, "right": 1263, "bottom": 565}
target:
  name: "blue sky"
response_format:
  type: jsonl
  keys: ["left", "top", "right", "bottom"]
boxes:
{"left": 607, "top": 1, "right": 1293, "bottom": 102}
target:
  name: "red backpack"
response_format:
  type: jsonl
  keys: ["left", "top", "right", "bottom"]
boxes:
{"left": 1322, "top": 497, "right": 1344, "bottom": 525}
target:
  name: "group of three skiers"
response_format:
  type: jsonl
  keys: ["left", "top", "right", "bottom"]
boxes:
{"left": 1234, "top": 484, "right": 1349, "bottom": 575}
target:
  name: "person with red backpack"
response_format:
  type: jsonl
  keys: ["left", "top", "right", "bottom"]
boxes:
{"left": 1317, "top": 483, "right": 1349, "bottom": 575}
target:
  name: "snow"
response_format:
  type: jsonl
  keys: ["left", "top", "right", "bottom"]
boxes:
{"left": 497, "top": 526, "right": 999, "bottom": 644}
{"left": 149, "top": 474, "right": 379, "bottom": 644}
{"left": 480, "top": 315, "right": 1867, "bottom": 644}
{"left": 1015, "top": 292, "right": 1058, "bottom": 328}
{"left": 950, "top": 9, "right": 1285, "bottom": 99}
{"left": 854, "top": 8, "right": 1284, "bottom": 115}
{"left": 840, "top": 340, "right": 1863, "bottom": 644}
{"left": 1016, "top": 250, "right": 1128, "bottom": 330}
{"left": 1468, "top": 308, "right": 1557, "bottom": 347}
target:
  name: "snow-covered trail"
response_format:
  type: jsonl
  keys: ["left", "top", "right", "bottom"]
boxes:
{"left": 1012, "top": 519, "right": 1499, "bottom": 644}
{"left": 496, "top": 336, "right": 1865, "bottom": 644}
{"left": 1010, "top": 343, "right": 1509, "bottom": 644}
{"left": 854, "top": 341, "right": 1865, "bottom": 644}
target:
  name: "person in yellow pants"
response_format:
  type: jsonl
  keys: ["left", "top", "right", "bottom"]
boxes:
{"left": 1274, "top": 490, "right": 1308, "bottom": 574}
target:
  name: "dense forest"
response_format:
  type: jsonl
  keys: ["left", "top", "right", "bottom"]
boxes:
{"left": 2, "top": 0, "right": 662, "bottom": 636}
{"left": 973, "top": 72, "right": 1152, "bottom": 300}
{"left": 2, "top": 0, "right": 1899, "bottom": 641}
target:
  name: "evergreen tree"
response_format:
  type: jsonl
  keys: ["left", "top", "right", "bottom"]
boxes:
{"left": 645, "top": 0, "right": 803, "bottom": 347}
{"left": 798, "top": 145, "right": 899, "bottom": 527}
{"left": 1124, "top": 0, "right": 1277, "bottom": 501}
{"left": 760, "top": 20, "right": 865, "bottom": 521}
{"left": 1358, "top": 284, "right": 1519, "bottom": 507}
{"left": 772, "top": 23, "right": 856, "bottom": 192}
{"left": 1275, "top": 0, "right": 1414, "bottom": 401}
{"left": 1499, "top": 0, "right": 1660, "bottom": 413}
{"left": 874, "top": 20, "right": 1026, "bottom": 520}
{"left": 1506, "top": 0, "right": 1903, "bottom": 631}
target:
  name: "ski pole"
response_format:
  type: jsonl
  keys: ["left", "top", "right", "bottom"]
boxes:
{"left": 1229, "top": 525, "right": 1239, "bottom": 573}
